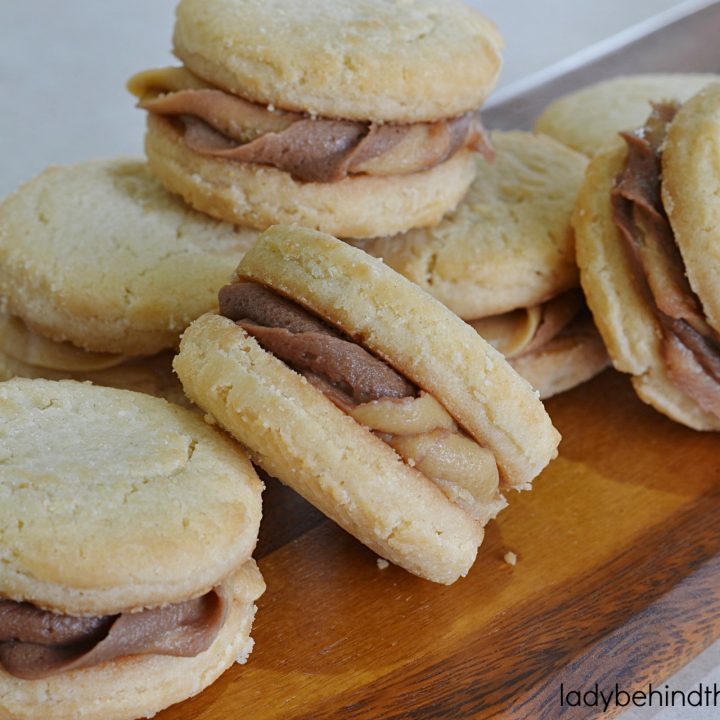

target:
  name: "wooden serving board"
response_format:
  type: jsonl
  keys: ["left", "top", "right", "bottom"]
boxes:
{"left": 157, "top": 369, "right": 720, "bottom": 720}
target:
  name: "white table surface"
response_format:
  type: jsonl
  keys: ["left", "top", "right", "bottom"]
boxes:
{"left": 1, "top": 1, "right": 718, "bottom": 717}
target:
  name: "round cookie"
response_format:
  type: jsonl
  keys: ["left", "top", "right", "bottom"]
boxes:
{"left": 131, "top": 0, "right": 502, "bottom": 238}
{"left": 172, "top": 0, "right": 503, "bottom": 123}
{"left": 535, "top": 73, "right": 719, "bottom": 156}
{"left": 145, "top": 115, "right": 478, "bottom": 239}
{"left": 573, "top": 142, "right": 720, "bottom": 431}
{"left": 352, "top": 131, "right": 588, "bottom": 319}
{"left": 0, "top": 379, "right": 262, "bottom": 612}
{"left": 661, "top": 82, "right": 720, "bottom": 335}
{"left": 0, "top": 378, "right": 265, "bottom": 719}
{"left": 0, "top": 158, "right": 259, "bottom": 356}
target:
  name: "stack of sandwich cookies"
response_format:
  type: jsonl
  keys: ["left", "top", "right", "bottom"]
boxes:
{"left": 0, "top": 379, "right": 264, "bottom": 720}
{"left": 574, "top": 83, "right": 720, "bottom": 430}
{"left": 535, "top": 73, "right": 720, "bottom": 157}
{"left": 0, "top": 158, "right": 257, "bottom": 401}
{"left": 353, "top": 131, "right": 609, "bottom": 398}
{"left": 175, "top": 225, "right": 560, "bottom": 584}
{"left": 129, "top": 0, "right": 503, "bottom": 239}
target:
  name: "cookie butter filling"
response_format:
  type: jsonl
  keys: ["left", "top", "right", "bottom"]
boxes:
{"left": 469, "top": 289, "right": 587, "bottom": 360}
{"left": 0, "top": 589, "right": 226, "bottom": 680}
{"left": 219, "top": 282, "right": 505, "bottom": 523}
{"left": 0, "top": 313, "right": 126, "bottom": 373}
{"left": 611, "top": 103, "right": 720, "bottom": 419}
{"left": 129, "top": 67, "right": 493, "bottom": 183}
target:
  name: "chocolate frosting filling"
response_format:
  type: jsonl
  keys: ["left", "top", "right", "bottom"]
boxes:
{"left": 0, "top": 590, "right": 226, "bottom": 680}
{"left": 140, "top": 85, "right": 491, "bottom": 183}
{"left": 611, "top": 103, "right": 720, "bottom": 418}
{"left": 218, "top": 282, "right": 416, "bottom": 405}
{"left": 219, "top": 282, "right": 504, "bottom": 523}
{"left": 521, "top": 291, "right": 585, "bottom": 356}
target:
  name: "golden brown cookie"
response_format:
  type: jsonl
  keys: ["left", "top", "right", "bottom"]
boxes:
{"left": 175, "top": 226, "right": 560, "bottom": 584}
{"left": 351, "top": 132, "right": 605, "bottom": 396}
{"left": 0, "top": 378, "right": 265, "bottom": 719}
{"left": 173, "top": 0, "right": 502, "bottom": 123}
{"left": 661, "top": 82, "right": 720, "bottom": 335}
{"left": 0, "top": 158, "right": 258, "bottom": 356}
{"left": 130, "top": 0, "right": 503, "bottom": 238}
{"left": 145, "top": 115, "right": 478, "bottom": 239}
{"left": 574, "top": 86, "right": 720, "bottom": 429}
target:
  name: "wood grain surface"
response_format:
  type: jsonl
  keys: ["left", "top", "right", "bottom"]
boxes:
{"left": 156, "top": 369, "right": 720, "bottom": 719}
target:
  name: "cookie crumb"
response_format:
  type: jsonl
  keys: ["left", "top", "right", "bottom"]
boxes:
{"left": 377, "top": 558, "right": 389, "bottom": 570}
{"left": 235, "top": 637, "right": 255, "bottom": 665}
{"left": 503, "top": 551, "right": 517, "bottom": 566}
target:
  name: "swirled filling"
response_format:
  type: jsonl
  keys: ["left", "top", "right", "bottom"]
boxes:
{"left": 0, "top": 313, "right": 125, "bottom": 372}
{"left": 611, "top": 103, "right": 720, "bottom": 419}
{"left": 219, "top": 282, "right": 505, "bottom": 523}
{"left": 129, "top": 67, "right": 493, "bottom": 183}
{"left": 0, "top": 588, "right": 226, "bottom": 679}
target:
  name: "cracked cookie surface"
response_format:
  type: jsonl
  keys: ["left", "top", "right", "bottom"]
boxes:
{"left": 0, "top": 379, "right": 263, "bottom": 615}
{"left": 0, "top": 158, "right": 258, "bottom": 355}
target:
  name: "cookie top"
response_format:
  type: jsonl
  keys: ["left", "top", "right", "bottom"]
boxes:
{"left": 173, "top": 0, "right": 503, "bottom": 123}
{"left": 573, "top": 144, "right": 720, "bottom": 431}
{"left": 662, "top": 82, "right": 720, "bottom": 335}
{"left": 535, "top": 73, "right": 719, "bottom": 156}
{"left": 352, "top": 132, "right": 587, "bottom": 318}
{"left": 0, "top": 379, "right": 263, "bottom": 615}
{"left": 235, "top": 225, "right": 560, "bottom": 489}
{"left": 0, "top": 158, "right": 258, "bottom": 356}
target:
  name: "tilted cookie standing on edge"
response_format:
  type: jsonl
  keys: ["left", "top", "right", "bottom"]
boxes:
{"left": 0, "top": 158, "right": 258, "bottom": 402}
{"left": 174, "top": 226, "right": 560, "bottom": 584}
{"left": 129, "top": 0, "right": 503, "bottom": 239}
{"left": 574, "top": 83, "right": 720, "bottom": 430}
{"left": 0, "top": 379, "right": 265, "bottom": 720}
{"left": 353, "top": 131, "right": 609, "bottom": 399}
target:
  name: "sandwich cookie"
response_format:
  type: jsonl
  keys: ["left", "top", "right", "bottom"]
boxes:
{"left": 0, "top": 378, "right": 264, "bottom": 720}
{"left": 0, "top": 158, "right": 258, "bottom": 400}
{"left": 129, "top": 0, "right": 503, "bottom": 239}
{"left": 574, "top": 83, "right": 720, "bottom": 430}
{"left": 174, "top": 225, "right": 560, "bottom": 584}
{"left": 353, "top": 131, "right": 609, "bottom": 398}
{"left": 535, "top": 73, "right": 719, "bottom": 157}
